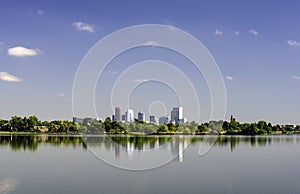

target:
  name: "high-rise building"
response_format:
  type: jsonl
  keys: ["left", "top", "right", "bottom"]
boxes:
{"left": 138, "top": 111, "right": 145, "bottom": 122}
{"left": 125, "top": 109, "right": 134, "bottom": 123}
{"left": 159, "top": 115, "right": 170, "bottom": 125}
{"left": 171, "top": 107, "right": 183, "bottom": 124}
{"left": 115, "top": 107, "right": 121, "bottom": 121}
{"left": 149, "top": 115, "right": 158, "bottom": 125}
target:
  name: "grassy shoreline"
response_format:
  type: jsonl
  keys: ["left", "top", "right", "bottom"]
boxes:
{"left": 1, "top": 131, "right": 299, "bottom": 136}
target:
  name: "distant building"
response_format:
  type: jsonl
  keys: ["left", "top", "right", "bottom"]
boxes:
{"left": 230, "top": 115, "right": 236, "bottom": 122}
{"left": 112, "top": 115, "right": 115, "bottom": 121}
{"left": 125, "top": 109, "right": 135, "bottom": 123}
{"left": 171, "top": 107, "right": 183, "bottom": 124}
{"left": 34, "top": 126, "right": 49, "bottom": 133}
{"left": 159, "top": 115, "right": 170, "bottom": 125}
{"left": 149, "top": 115, "right": 158, "bottom": 125}
{"left": 183, "top": 118, "right": 188, "bottom": 123}
{"left": 138, "top": 111, "right": 145, "bottom": 122}
{"left": 115, "top": 107, "right": 121, "bottom": 121}
{"left": 122, "top": 114, "right": 126, "bottom": 121}
{"left": 73, "top": 117, "right": 83, "bottom": 123}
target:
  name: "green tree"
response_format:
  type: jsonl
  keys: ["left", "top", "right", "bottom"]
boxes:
{"left": 104, "top": 117, "right": 112, "bottom": 133}
{"left": 157, "top": 124, "right": 169, "bottom": 133}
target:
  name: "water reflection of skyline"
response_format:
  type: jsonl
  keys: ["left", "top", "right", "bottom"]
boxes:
{"left": 111, "top": 136, "right": 189, "bottom": 162}
{"left": 1, "top": 135, "right": 300, "bottom": 159}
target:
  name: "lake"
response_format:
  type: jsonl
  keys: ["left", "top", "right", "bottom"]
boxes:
{"left": 1, "top": 135, "right": 300, "bottom": 194}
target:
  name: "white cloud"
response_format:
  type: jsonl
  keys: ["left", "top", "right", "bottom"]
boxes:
{"left": 249, "top": 29, "right": 259, "bottom": 36}
{"left": 215, "top": 30, "right": 223, "bottom": 36}
{"left": 37, "top": 9, "right": 44, "bottom": 15}
{"left": 0, "top": 72, "right": 22, "bottom": 82}
{"left": 234, "top": 31, "right": 240, "bottom": 35}
{"left": 7, "top": 46, "right": 40, "bottom": 57}
{"left": 108, "top": 70, "right": 118, "bottom": 75}
{"left": 144, "top": 41, "right": 159, "bottom": 46}
{"left": 56, "top": 93, "right": 66, "bottom": 97}
{"left": 287, "top": 40, "right": 300, "bottom": 47}
{"left": 133, "top": 79, "right": 149, "bottom": 83}
{"left": 73, "top": 21, "right": 95, "bottom": 33}
{"left": 292, "top": 75, "right": 300, "bottom": 80}
{"left": 226, "top": 76, "right": 234, "bottom": 81}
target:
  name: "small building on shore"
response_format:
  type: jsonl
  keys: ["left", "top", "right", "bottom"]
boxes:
{"left": 34, "top": 126, "right": 49, "bottom": 133}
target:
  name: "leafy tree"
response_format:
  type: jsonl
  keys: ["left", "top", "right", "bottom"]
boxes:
{"left": 104, "top": 117, "right": 112, "bottom": 133}
{"left": 157, "top": 124, "right": 169, "bottom": 133}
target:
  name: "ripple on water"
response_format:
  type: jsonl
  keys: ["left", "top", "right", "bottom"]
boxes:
{"left": 0, "top": 178, "right": 17, "bottom": 194}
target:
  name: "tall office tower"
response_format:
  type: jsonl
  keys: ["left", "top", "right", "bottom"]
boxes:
{"left": 149, "top": 115, "right": 157, "bottom": 124}
{"left": 125, "top": 109, "right": 135, "bottom": 123}
{"left": 159, "top": 115, "right": 170, "bottom": 125}
{"left": 171, "top": 107, "right": 183, "bottom": 124}
{"left": 115, "top": 107, "right": 121, "bottom": 121}
{"left": 137, "top": 111, "right": 145, "bottom": 122}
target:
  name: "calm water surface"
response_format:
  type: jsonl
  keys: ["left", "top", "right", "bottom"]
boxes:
{"left": 1, "top": 135, "right": 300, "bottom": 194}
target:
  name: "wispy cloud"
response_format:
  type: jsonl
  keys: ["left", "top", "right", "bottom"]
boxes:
{"left": 108, "top": 70, "right": 118, "bottom": 75}
{"left": 73, "top": 21, "right": 95, "bottom": 33}
{"left": 37, "top": 9, "right": 44, "bottom": 15}
{"left": 0, "top": 72, "right": 22, "bottom": 82}
{"left": 7, "top": 46, "right": 40, "bottom": 57}
{"left": 215, "top": 30, "right": 223, "bottom": 36}
{"left": 133, "top": 79, "right": 149, "bottom": 83}
{"left": 234, "top": 31, "right": 240, "bottom": 35}
{"left": 287, "top": 40, "right": 300, "bottom": 47}
{"left": 249, "top": 29, "right": 259, "bottom": 36}
{"left": 56, "top": 93, "right": 66, "bottom": 97}
{"left": 292, "top": 75, "right": 300, "bottom": 80}
{"left": 226, "top": 76, "right": 234, "bottom": 81}
{"left": 144, "top": 41, "right": 159, "bottom": 46}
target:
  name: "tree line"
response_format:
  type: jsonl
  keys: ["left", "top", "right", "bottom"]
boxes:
{"left": 0, "top": 116, "right": 77, "bottom": 133}
{"left": 1, "top": 115, "right": 300, "bottom": 135}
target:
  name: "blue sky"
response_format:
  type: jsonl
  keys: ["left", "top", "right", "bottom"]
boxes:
{"left": 0, "top": 0, "right": 300, "bottom": 124}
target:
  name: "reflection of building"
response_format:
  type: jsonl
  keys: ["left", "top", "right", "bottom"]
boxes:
{"left": 115, "top": 107, "right": 121, "bottom": 122}
{"left": 138, "top": 111, "right": 145, "bottom": 122}
{"left": 159, "top": 115, "right": 170, "bottom": 125}
{"left": 170, "top": 136, "right": 187, "bottom": 162}
{"left": 125, "top": 109, "right": 135, "bottom": 123}
{"left": 171, "top": 107, "right": 183, "bottom": 124}
{"left": 112, "top": 136, "right": 187, "bottom": 162}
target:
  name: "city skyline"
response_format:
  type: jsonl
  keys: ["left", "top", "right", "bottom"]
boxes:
{"left": 0, "top": 1, "right": 300, "bottom": 124}
{"left": 111, "top": 106, "right": 186, "bottom": 125}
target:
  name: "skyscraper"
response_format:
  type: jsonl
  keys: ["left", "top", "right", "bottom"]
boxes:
{"left": 138, "top": 111, "right": 145, "bottom": 122}
{"left": 171, "top": 107, "right": 183, "bottom": 124}
{"left": 159, "top": 115, "right": 170, "bottom": 125}
{"left": 149, "top": 115, "right": 158, "bottom": 125}
{"left": 125, "top": 109, "right": 134, "bottom": 123}
{"left": 115, "top": 107, "right": 121, "bottom": 121}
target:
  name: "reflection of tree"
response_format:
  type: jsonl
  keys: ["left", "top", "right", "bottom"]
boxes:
{"left": 0, "top": 135, "right": 83, "bottom": 152}
{"left": 251, "top": 136, "right": 257, "bottom": 146}
{"left": 257, "top": 137, "right": 267, "bottom": 147}
{"left": 4, "top": 134, "right": 300, "bottom": 154}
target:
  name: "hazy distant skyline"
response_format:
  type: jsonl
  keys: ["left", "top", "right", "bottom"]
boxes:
{"left": 1, "top": 0, "right": 300, "bottom": 124}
